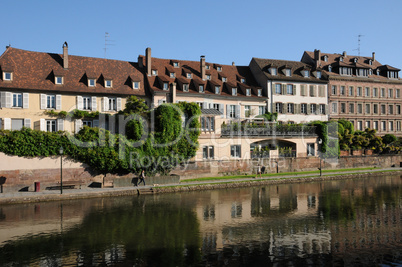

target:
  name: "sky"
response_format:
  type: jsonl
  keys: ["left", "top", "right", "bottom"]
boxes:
{"left": 2, "top": 0, "right": 402, "bottom": 68}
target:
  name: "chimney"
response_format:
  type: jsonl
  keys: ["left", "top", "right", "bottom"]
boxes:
{"left": 146, "top": 47, "right": 152, "bottom": 76}
{"left": 314, "top": 49, "right": 321, "bottom": 68}
{"left": 372, "top": 52, "right": 376, "bottom": 62}
{"left": 170, "top": 82, "right": 177, "bottom": 103}
{"left": 62, "top": 42, "right": 68, "bottom": 69}
{"left": 232, "top": 62, "right": 235, "bottom": 66}
{"left": 200, "top": 55, "right": 206, "bottom": 80}
{"left": 138, "top": 55, "right": 144, "bottom": 68}
{"left": 342, "top": 51, "right": 347, "bottom": 57}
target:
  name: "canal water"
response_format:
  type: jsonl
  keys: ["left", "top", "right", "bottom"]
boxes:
{"left": 0, "top": 175, "right": 401, "bottom": 266}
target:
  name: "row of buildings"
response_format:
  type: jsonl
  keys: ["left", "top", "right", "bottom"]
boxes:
{"left": 0, "top": 43, "right": 401, "bottom": 162}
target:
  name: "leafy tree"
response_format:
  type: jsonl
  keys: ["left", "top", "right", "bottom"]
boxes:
{"left": 382, "top": 134, "right": 397, "bottom": 145}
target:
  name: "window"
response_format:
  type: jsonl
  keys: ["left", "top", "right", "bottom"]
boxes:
{"left": 205, "top": 65, "right": 210, "bottom": 70}
{"left": 319, "top": 104, "right": 326, "bottom": 114}
{"left": 309, "top": 85, "right": 315, "bottom": 97}
{"left": 287, "top": 84, "right": 293, "bottom": 94}
{"left": 357, "top": 121, "right": 363, "bottom": 131}
{"left": 381, "top": 121, "right": 386, "bottom": 131}
{"left": 46, "top": 120, "right": 57, "bottom": 132}
{"left": 303, "top": 70, "right": 309, "bottom": 77}
{"left": 341, "top": 103, "right": 346, "bottom": 113}
{"left": 275, "top": 84, "right": 282, "bottom": 94}
{"left": 340, "top": 67, "right": 352, "bottom": 75}
{"left": 397, "top": 105, "right": 401, "bottom": 115}
{"left": 389, "top": 121, "right": 394, "bottom": 131}
{"left": 229, "top": 105, "right": 237, "bottom": 118}
{"left": 105, "top": 80, "right": 112, "bottom": 88}
{"left": 388, "top": 88, "right": 393, "bottom": 98}
{"left": 183, "top": 84, "right": 189, "bottom": 92}
{"left": 206, "top": 74, "right": 211, "bottom": 80}
{"left": 328, "top": 65, "right": 332, "bottom": 72}
{"left": 373, "top": 104, "right": 378, "bottom": 114}
{"left": 55, "top": 76, "right": 63, "bottom": 85}
{"left": 215, "top": 86, "right": 220, "bottom": 94}
{"left": 217, "top": 66, "right": 222, "bottom": 71}
{"left": 301, "top": 103, "right": 307, "bottom": 114}
{"left": 12, "top": 93, "right": 22, "bottom": 107}
{"left": 388, "top": 71, "right": 398, "bottom": 79}
{"left": 373, "top": 121, "right": 378, "bottom": 130}
{"left": 201, "top": 117, "right": 215, "bottom": 132}
{"left": 88, "top": 78, "right": 96, "bottom": 87}
{"left": 381, "top": 88, "right": 385, "bottom": 97}
{"left": 170, "top": 72, "right": 175, "bottom": 78}
{"left": 287, "top": 103, "right": 294, "bottom": 113}
{"left": 389, "top": 105, "right": 393, "bottom": 115}
{"left": 365, "top": 87, "right": 370, "bottom": 97}
{"left": 245, "top": 105, "right": 251, "bottom": 117}
{"left": 331, "top": 102, "right": 337, "bottom": 113}
{"left": 232, "top": 88, "right": 237, "bottom": 96}
{"left": 357, "top": 87, "right": 362, "bottom": 96}
{"left": 366, "top": 121, "right": 370, "bottom": 129}
{"left": 348, "top": 86, "right": 354, "bottom": 96}
{"left": 230, "top": 145, "right": 241, "bottom": 158}
{"left": 222, "top": 77, "right": 227, "bottom": 82}
{"left": 151, "top": 70, "right": 157, "bottom": 75}
{"left": 324, "top": 55, "right": 328, "bottom": 62}
{"left": 357, "top": 103, "right": 362, "bottom": 114}
{"left": 108, "top": 98, "right": 117, "bottom": 111}
{"left": 240, "top": 78, "right": 246, "bottom": 83}
{"left": 133, "top": 81, "right": 140, "bottom": 89}
{"left": 307, "top": 143, "right": 315, "bottom": 156}
{"left": 203, "top": 146, "right": 214, "bottom": 159}
{"left": 163, "top": 82, "right": 169, "bottom": 90}
{"left": 83, "top": 120, "right": 93, "bottom": 127}
{"left": 316, "top": 71, "right": 321, "bottom": 78}
{"left": 340, "top": 86, "right": 345, "bottom": 95}
{"left": 397, "top": 121, "right": 401, "bottom": 131}
{"left": 3, "top": 72, "right": 12, "bottom": 81}
{"left": 275, "top": 103, "right": 283, "bottom": 113}
{"left": 271, "top": 68, "right": 277, "bottom": 75}
{"left": 258, "top": 89, "right": 262, "bottom": 96}
{"left": 259, "top": 106, "right": 265, "bottom": 115}
{"left": 310, "top": 104, "right": 317, "bottom": 114}
{"left": 199, "top": 85, "right": 204, "bottom": 93}
{"left": 47, "top": 95, "right": 56, "bottom": 109}
{"left": 246, "top": 88, "right": 251, "bottom": 96}
{"left": 373, "top": 88, "right": 378, "bottom": 97}
{"left": 331, "top": 85, "right": 337, "bottom": 95}
{"left": 365, "top": 104, "right": 371, "bottom": 114}
{"left": 357, "top": 69, "right": 368, "bottom": 77}
{"left": 285, "top": 68, "right": 291, "bottom": 76}
{"left": 81, "top": 96, "right": 91, "bottom": 110}
{"left": 381, "top": 105, "right": 386, "bottom": 114}
{"left": 349, "top": 103, "right": 354, "bottom": 113}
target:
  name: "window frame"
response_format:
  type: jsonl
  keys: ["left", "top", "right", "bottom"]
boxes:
{"left": 46, "top": 94, "right": 56, "bottom": 109}
{"left": 88, "top": 78, "right": 96, "bottom": 87}
{"left": 55, "top": 76, "right": 63, "bottom": 85}
{"left": 105, "top": 79, "right": 113, "bottom": 88}
{"left": 230, "top": 145, "right": 241, "bottom": 158}
{"left": 12, "top": 93, "right": 23, "bottom": 108}
{"left": 3, "top": 71, "right": 12, "bottom": 81}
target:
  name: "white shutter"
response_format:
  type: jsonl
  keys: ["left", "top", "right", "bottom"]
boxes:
{"left": 56, "top": 95, "right": 62, "bottom": 110}
{"left": 23, "top": 93, "right": 29, "bottom": 109}
{"left": 5, "top": 92, "right": 11, "bottom": 108}
{"left": 77, "top": 96, "right": 83, "bottom": 110}
{"left": 226, "top": 105, "right": 230, "bottom": 118}
{"left": 24, "top": 118, "right": 31, "bottom": 129}
{"left": 203, "top": 101, "right": 208, "bottom": 109}
{"left": 75, "top": 119, "right": 83, "bottom": 133}
{"left": 57, "top": 119, "right": 64, "bottom": 131}
{"left": 102, "top": 97, "right": 108, "bottom": 111}
{"left": 158, "top": 99, "right": 163, "bottom": 106}
{"left": 116, "top": 97, "right": 122, "bottom": 111}
{"left": 0, "top": 92, "right": 5, "bottom": 107}
{"left": 235, "top": 105, "right": 241, "bottom": 118}
{"left": 4, "top": 118, "right": 11, "bottom": 130}
{"left": 91, "top": 96, "right": 97, "bottom": 111}
{"left": 40, "top": 118, "right": 46, "bottom": 131}
{"left": 93, "top": 119, "right": 99, "bottom": 128}
{"left": 40, "top": 94, "right": 46, "bottom": 109}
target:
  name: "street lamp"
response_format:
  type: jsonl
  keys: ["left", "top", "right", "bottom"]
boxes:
{"left": 318, "top": 139, "right": 322, "bottom": 176}
{"left": 59, "top": 146, "right": 64, "bottom": 194}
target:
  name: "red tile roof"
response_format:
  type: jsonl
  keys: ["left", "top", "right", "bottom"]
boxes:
{"left": 0, "top": 47, "right": 147, "bottom": 96}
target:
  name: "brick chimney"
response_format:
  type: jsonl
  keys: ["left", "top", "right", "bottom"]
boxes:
{"left": 170, "top": 82, "right": 177, "bottom": 103}
{"left": 62, "top": 42, "right": 68, "bottom": 69}
{"left": 314, "top": 49, "right": 321, "bottom": 68}
{"left": 200, "top": 55, "right": 206, "bottom": 80}
{"left": 138, "top": 55, "right": 144, "bottom": 68}
{"left": 342, "top": 51, "right": 347, "bottom": 57}
{"left": 146, "top": 47, "right": 151, "bottom": 76}
{"left": 372, "top": 52, "right": 376, "bottom": 62}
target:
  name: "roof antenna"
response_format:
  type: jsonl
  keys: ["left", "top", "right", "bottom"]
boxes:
{"left": 353, "top": 34, "right": 364, "bottom": 56}
{"left": 104, "top": 32, "right": 115, "bottom": 58}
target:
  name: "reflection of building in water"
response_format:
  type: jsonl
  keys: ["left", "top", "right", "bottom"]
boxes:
{"left": 195, "top": 183, "right": 332, "bottom": 259}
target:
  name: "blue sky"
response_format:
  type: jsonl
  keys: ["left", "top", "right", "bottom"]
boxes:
{"left": 2, "top": 0, "right": 402, "bottom": 68}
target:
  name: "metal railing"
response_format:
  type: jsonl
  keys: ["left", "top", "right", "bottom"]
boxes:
{"left": 221, "top": 125, "right": 317, "bottom": 137}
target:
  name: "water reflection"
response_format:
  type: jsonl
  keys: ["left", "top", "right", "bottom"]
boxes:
{"left": 0, "top": 175, "right": 401, "bottom": 266}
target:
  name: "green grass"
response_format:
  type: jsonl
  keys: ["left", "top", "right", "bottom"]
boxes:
{"left": 182, "top": 167, "right": 380, "bottom": 183}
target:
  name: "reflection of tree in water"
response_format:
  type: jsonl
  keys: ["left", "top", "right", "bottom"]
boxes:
{"left": 0, "top": 198, "right": 201, "bottom": 266}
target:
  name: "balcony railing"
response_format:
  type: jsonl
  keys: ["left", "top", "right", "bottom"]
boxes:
{"left": 221, "top": 125, "right": 317, "bottom": 137}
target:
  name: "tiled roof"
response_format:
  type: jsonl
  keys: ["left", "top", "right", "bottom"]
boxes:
{"left": 252, "top": 58, "right": 326, "bottom": 83}
{"left": 0, "top": 47, "right": 147, "bottom": 96}
{"left": 201, "top": 109, "right": 223, "bottom": 115}
{"left": 141, "top": 55, "right": 263, "bottom": 98}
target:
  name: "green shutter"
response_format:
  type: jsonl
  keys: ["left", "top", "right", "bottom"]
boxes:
{"left": 293, "top": 84, "right": 296, "bottom": 95}
{"left": 282, "top": 84, "right": 286, "bottom": 95}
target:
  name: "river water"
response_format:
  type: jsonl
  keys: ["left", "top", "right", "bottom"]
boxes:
{"left": 0, "top": 174, "right": 401, "bottom": 266}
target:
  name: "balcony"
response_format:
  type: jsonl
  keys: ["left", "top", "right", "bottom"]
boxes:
{"left": 221, "top": 124, "right": 317, "bottom": 137}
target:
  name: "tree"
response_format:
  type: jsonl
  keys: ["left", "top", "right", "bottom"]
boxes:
{"left": 382, "top": 134, "right": 397, "bottom": 145}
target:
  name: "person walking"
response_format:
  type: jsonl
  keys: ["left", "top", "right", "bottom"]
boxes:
{"left": 255, "top": 164, "right": 262, "bottom": 179}
{"left": 138, "top": 170, "right": 146, "bottom": 186}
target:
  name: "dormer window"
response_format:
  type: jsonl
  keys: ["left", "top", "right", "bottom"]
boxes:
{"left": 240, "top": 78, "right": 246, "bottom": 83}
{"left": 376, "top": 69, "right": 380, "bottom": 75}
{"left": 173, "top": 62, "right": 179, "bottom": 67}
{"left": 258, "top": 89, "right": 262, "bottom": 96}
{"left": 3, "top": 71, "right": 12, "bottom": 81}
{"left": 215, "top": 86, "right": 220, "bottom": 94}
{"left": 206, "top": 74, "right": 211, "bottom": 80}
{"left": 369, "top": 59, "right": 373, "bottom": 65}
{"left": 217, "top": 66, "right": 222, "bottom": 71}
{"left": 55, "top": 76, "right": 63, "bottom": 85}
{"left": 303, "top": 70, "right": 310, "bottom": 77}
{"left": 357, "top": 69, "right": 368, "bottom": 77}
{"left": 199, "top": 85, "right": 204, "bottom": 93}
{"left": 323, "top": 55, "right": 328, "bottom": 62}
{"left": 222, "top": 77, "right": 227, "bottom": 82}
{"left": 232, "top": 88, "right": 237, "bottom": 96}
{"left": 246, "top": 88, "right": 251, "bottom": 96}
{"left": 152, "top": 69, "right": 158, "bottom": 76}
{"left": 354, "top": 58, "right": 358, "bottom": 63}
{"left": 163, "top": 82, "right": 169, "bottom": 90}
{"left": 316, "top": 71, "right": 322, "bottom": 78}
{"left": 186, "top": 73, "right": 192, "bottom": 79}
{"left": 369, "top": 69, "right": 373, "bottom": 75}
{"left": 388, "top": 71, "right": 398, "bottom": 79}
{"left": 340, "top": 67, "right": 352, "bottom": 76}
{"left": 183, "top": 84, "right": 189, "bottom": 92}
{"left": 88, "top": 78, "right": 96, "bottom": 87}
{"left": 285, "top": 68, "right": 291, "bottom": 76}
{"left": 339, "top": 57, "right": 344, "bottom": 62}
{"left": 328, "top": 65, "right": 332, "bottom": 72}
{"left": 270, "top": 68, "right": 277, "bottom": 75}
{"left": 206, "top": 65, "right": 210, "bottom": 70}
{"left": 169, "top": 72, "right": 175, "bottom": 78}
{"left": 105, "top": 79, "right": 112, "bottom": 88}
{"left": 133, "top": 81, "right": 140, "bottom": 89}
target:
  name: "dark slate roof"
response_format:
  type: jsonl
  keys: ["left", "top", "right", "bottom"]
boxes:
{"left": 201, "top": 109, "right": 223, "bottom": 115}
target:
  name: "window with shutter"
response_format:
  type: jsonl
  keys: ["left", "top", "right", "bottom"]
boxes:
{"left": 56, "top": 95, "right": 62, "bottom": 110}
{"left": 23, "top": 93, "right": 29, "bottom": 109}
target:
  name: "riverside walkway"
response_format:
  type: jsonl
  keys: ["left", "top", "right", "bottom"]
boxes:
{"left": 0, "top": 167, "right": 401, "bottom": 205}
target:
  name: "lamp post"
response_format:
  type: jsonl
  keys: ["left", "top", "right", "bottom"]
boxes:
{"left": 59, "top": 146, "right": 63, "bottom": 194}
{"left": 318, "top": 139, "right": 322, "bottom": 176}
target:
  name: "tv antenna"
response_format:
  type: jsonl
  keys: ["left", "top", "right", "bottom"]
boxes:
{"left": 353, "top": 34, "right": 364, "bottom": 56}
{"left": 104, "top": 32, "right": 115, "bottom": 58}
